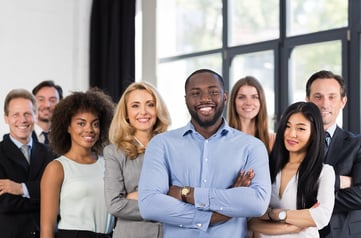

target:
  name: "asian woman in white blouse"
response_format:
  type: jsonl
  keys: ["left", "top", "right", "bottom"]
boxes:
{"left": 248, "top": 102, "right": 335, "bottom": 238}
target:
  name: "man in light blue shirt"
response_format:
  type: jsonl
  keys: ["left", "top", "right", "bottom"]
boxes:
{"left": 138, "top": 69, "right": 271, "bottom": 238}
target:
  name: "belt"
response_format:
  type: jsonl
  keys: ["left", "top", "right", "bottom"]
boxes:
{"left": 56, "top": 229, "right": 111, "bottom": 238}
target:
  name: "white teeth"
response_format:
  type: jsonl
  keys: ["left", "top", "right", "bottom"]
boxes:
{"left": 199, "top": 107, "right": 212, "bottom": 112}
{"left": 138, "top": 118, "right": 149, "bottom": 122}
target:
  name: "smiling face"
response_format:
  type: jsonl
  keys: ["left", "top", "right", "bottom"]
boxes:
{"left": 67, "top": 112, "right": 100, "bottom": 150}
{"left": 185, "top": 72, "right": 226, "bottom": 130}
{"left": 34, "top": 86, "right": 61, "bottom": 123}
{"left": 235, "top": 85, "right": 260, "bottom": 121}
{"left": 126, "top": 89, "right": 157, "bottom": 135}
{"left": 284, "top": 112, "right": 311, "bottom": 154}
{"left": 4, "top": 98, "right": 36, "bottom": 144}
{"left": 306, "top": 78, "right": 347, "bottom": 130}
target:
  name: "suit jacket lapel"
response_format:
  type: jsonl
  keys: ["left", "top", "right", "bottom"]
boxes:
{"left": 325, "top": 127, "right": 346, "bottom": 165}
{"left": 2, "top": 135, "right": 29, "bottom": 173}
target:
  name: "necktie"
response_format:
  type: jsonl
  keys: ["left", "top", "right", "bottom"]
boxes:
{"left": 325, "top": 131, "right": 331, "bottom": 155}
{"left": 21, "top": 145, "right": 30, "bottom": 163}
{"left": 42, "top": 131, "right": 49, "bottom": 144}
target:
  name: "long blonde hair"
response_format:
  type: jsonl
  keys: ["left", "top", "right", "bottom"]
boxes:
{"left": 108, "top": 82, "right": 171, "bottom": 159}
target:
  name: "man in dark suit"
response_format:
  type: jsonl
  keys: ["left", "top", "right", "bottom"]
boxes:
{"left": 306, "top": 70, "right": 361, "bottom": 238}
{"left": 0, "top": 89, "right": 56, "bottom": 238}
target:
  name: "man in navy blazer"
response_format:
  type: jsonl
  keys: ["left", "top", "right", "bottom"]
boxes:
{"left": 306, "top": 70, "right": 361, "bottom": 238}
{"left": 0, "top": 89, "right": 56, "bottom": 238}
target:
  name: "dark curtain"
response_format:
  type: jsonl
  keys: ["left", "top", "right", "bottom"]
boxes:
{"left": 89, "top": 0, "right": 136, "bottom": 102}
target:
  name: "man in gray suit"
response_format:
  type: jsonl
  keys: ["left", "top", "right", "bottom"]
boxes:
{"left": 306, "top": 70, "right": 361, "bottom": 238}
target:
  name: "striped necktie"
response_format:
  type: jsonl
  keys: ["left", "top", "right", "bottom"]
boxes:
{"left": 325, "top": 131, "right": 331, "bottom": 154}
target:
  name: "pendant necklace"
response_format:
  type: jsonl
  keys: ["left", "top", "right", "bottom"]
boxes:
{"left": 134, "top": 136, "right": 146, "bottom": 148}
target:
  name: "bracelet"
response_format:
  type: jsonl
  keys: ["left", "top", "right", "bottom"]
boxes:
{"left": 267, "top": 207, "right": 275, "bottom": 221}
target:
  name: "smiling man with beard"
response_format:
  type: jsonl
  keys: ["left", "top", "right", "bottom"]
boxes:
{"left": 138, "top": 69, "right": 271, "bottom": 238}
{"left": 32, "top": 80, "right": 63, "bottom": 144}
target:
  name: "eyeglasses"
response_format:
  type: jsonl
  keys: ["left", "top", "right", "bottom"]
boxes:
{"left": 187, "top": 90, "right": 222, "bottom": 99}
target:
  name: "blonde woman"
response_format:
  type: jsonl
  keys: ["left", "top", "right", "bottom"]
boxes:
{"left": 104, "top": 82, "right": 171, "bottom": 238}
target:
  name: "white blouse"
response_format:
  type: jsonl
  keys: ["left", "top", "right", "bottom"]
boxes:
{"left": 260, "top": 164, "right": 335, "bottom": 238}
{"left": 56, "top": 156, "right": 114, "bottom": 234}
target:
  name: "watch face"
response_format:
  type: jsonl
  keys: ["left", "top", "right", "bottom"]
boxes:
{"left": 279, "top": 210, "right": 287, "bottom": 220}
{"left": 181, "top": 187, "right": 190, "bottom": 196}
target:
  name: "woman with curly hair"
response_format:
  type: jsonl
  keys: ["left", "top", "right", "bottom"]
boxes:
{"left": 227, "top": 76, "right": 275, "bottom": 153}
{"left": 40, "top": 88, "right": 115, "bottom": 238}
{"left": 248, "top": 102, "right": 335, "bottom": 237}
{"left": 103, "top": 82, "right": 171, "bottom": 238}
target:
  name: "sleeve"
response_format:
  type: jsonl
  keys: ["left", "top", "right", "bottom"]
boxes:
{"left": 193, "top": 140, "right": 272, "bottom": 218}
{"left": 333, "top": 143, "right": 361, "bottom": 212}
{"left": 22, "top": 183, "right": 30, "bottom": 198}
{"left": 138, "top": 137, "right": 213, "bottom": 232}
{"left": 0, "top": 165, "right": 39, "bottom": 213}
{"left": 309, "top": 164, "right": 335, "bottom": 229}
{"left": 103, "top": 145, "right": 143, "bottom": 221}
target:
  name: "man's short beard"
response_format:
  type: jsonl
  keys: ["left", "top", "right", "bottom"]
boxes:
{"left": 38, "top": 117, "right": 50, "bottom": 123}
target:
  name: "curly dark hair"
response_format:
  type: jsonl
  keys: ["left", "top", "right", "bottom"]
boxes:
{"left": 49, "top": 88, "right": 114, "bottom": 155}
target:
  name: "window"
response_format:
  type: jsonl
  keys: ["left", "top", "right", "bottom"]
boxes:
{"left": 150, "top": 0, "right": 361, "bottom": 132}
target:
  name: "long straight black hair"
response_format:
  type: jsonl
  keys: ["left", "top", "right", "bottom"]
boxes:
{"left": 269, "top": 102, "right": 324, "bottom": 209}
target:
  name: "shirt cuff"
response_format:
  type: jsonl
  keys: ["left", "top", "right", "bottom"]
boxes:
{"left": 22, "top": 183, "right": 30, "bottom": 198}
{"left": 194, "top": 187, "right": 210, "bottom": 210}
{"left": 191, "top": 209, "right": 212, "bottom": 231}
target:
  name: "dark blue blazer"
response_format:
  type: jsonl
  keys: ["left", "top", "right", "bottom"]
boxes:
{"left": 0, "top": 134, "right": 56, "bottom": 238}
{"left": 320, "top": 126, "right": 361, "bottom": 238}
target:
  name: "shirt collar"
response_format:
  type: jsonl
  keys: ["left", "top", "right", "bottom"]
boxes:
{"left": 34, "top": 123, "right": 44, "bottom": 137}
{"left": 326, "top": 123, "right": 337, "bottom": 138}
{"left": 182, "top": 118, "right": 230, "bottom": 137}
{"left": 9, "top": 134, "right": 33, "bottom": 149}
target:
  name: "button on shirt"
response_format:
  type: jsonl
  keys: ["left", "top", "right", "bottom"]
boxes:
{"left": 139, "top": 121, "right": 271, "bottom": 238}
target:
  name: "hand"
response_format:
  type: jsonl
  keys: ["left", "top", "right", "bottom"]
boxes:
{"left": 210, "top": 211, "right": 231, "bottom": 224}
{"left": 340, "top": 175, "right": 352, "bottom": 189}
{"left": 126, "top": 191, "right": 138, "bottom": 200}
{"left": 311, "top": 202, "right": 320, "bottom": 208}
{"left": 0, "top": 179, "right": 23, "bottom": 196}
{"left": 232, "top": 169, "right": 255, "bottom": 187}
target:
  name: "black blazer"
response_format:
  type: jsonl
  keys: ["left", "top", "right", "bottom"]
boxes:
{"left": 0, "top": 134, "right": 56, "bottom": 238}
{"left": 320, "top": 126, "right": 361, "bottom": 238}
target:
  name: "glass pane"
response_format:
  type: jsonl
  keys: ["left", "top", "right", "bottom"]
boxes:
{"left": 228, "top": 0, "right": 279, "bottom": 46}
{"left": 287, "top": 0, "right": 348, "bottom": 36}
{"left": 230, "top": 51, "right": 275, "bottom": 130}
{"left": 157, "top": 0, "right": 222, "bottom": 58}
{"left": 289, "top": 40, "right": 342, "bottom": 124}
{"left": 157, "top": 54, "right": 222, "bottom": 129}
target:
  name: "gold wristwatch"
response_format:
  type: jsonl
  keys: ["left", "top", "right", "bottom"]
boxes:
{"left": 181, "top": 187, "right": 191, "bottom": 202}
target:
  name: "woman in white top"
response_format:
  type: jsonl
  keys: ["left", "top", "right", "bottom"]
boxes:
{"left": 248, "top": 102, "right": 335, "bottom": 237}
{"left": 40, "top": 88, "right": 114, "bottom": 238}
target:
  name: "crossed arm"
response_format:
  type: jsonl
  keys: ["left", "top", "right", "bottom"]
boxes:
{"left": 167, "top": 169, "right": 255, "bottom": 224}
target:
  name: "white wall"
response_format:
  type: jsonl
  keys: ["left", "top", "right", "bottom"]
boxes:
{"left": 0, "top": 0, "right": 92, "bottom": 137}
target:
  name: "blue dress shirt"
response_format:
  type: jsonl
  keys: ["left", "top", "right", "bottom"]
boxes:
{"left": 138, "top": 121, "right": 271, "bottom": 238}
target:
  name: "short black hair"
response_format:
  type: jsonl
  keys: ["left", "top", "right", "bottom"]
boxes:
{"left": 184, "top": 69, "right": 224, "bottom": 93}
{"left": 32, "top": 80, "right": 63, "bottom": 99}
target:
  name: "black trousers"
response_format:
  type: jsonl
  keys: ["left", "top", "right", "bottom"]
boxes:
{"left": 56, "top": 230, "right": 111, "bottom": 238}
